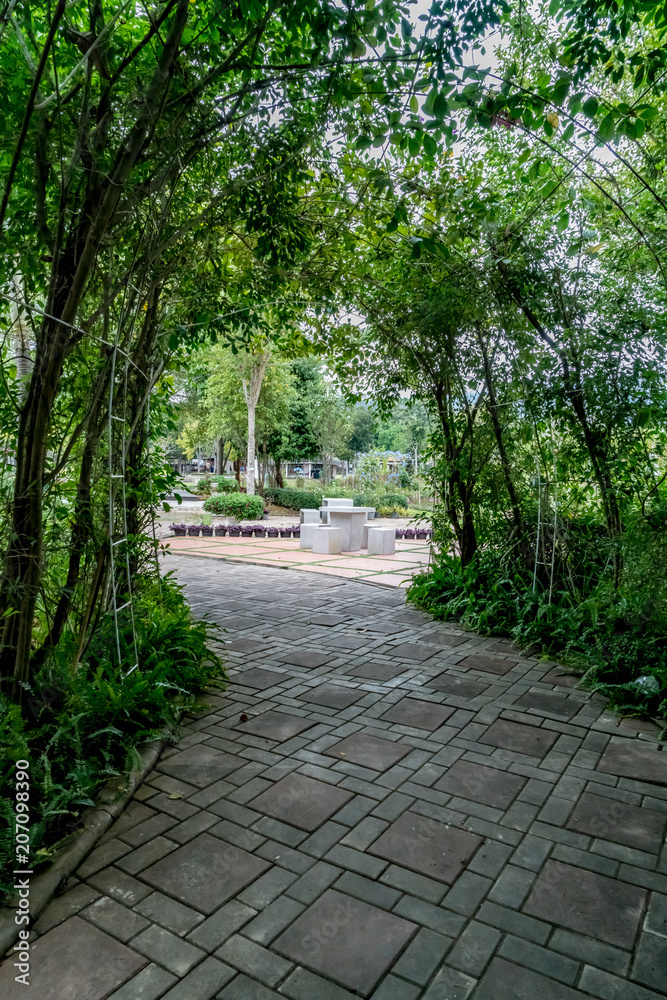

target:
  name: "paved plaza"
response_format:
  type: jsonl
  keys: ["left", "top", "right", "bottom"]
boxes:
{"left": 164, "top": 532, "right": 431, "bottom": 586}
{"left": 2, "top": 556, "right": 666, "bottom": 999}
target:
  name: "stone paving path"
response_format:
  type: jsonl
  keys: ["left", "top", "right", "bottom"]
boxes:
{"left": 2, "top": 557, "right": 667, "bottom": 999}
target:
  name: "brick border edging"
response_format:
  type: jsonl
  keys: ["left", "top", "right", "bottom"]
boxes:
{"left": 0, "top": 736, "right": 168, "bottom": 957}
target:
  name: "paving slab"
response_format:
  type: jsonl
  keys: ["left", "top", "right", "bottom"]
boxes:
{"left": 325, "top": 732, "right": 414, "bottom": 771}
{"left": 380, "top": 697, "right": 456, "bottom": 731}
{"left": 249, "top": 772, "right": 353, "bottom": 831}
{"left": 235, "top": 710, "right": 317, "bottom": 741}
{"left": 567, "top": 791, "right": 666, "bottom": 853}
{"left": 0, "top": 916, "right": 147, "bottom": 999}
{"left": 424, "top": 673, "right": 489, "bottom": 698}
{"left": 231, "top": 667, "right": 292, "bottom": 689}
{"left": 435, "top": 759, "right": 526, "bottom": 810}
{"left": 141, "top": 833, "right": 270, "bottom": 913}
{"left": 523, "top": 859, "right": 646, "bottom": 948}
{"left": 368, "top": 810, "right": 482, "bottom": 884}
{"left": 480, "top": 718, "right": 559, "bottom": 757}
{"left": 597, "top": 739, "right": 667, "bottom": 785}
{"left": 457, "top": 653, "right": 517, "bottom": 675}
{"left": 158, "top": 745, "right": 242, "bottom": 787}
{"left": 273, "top": 888, "right": 417, "bottom": 996}
{"left": 298, "top": 683, "right": 366, "bottom": 710}
{"left": 345, "top": 661, "right": 408, "bottom": 681}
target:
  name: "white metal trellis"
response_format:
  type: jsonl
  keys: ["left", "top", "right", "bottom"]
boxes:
{"left": 107, "top": 342, "right": 140, "bottom": 676}
{"left": 532, "top": 453, "right": 560, "bottom": 605}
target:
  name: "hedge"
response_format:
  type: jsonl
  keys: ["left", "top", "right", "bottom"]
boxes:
{"left": 264, "top": 486, "right": 323, "bottom": 510}
{"left": 204, "top": 494, "right": 264, "bottom": 518}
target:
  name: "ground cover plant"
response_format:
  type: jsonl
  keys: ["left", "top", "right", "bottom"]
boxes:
{"left": 0, "top": 574, "right": 223, "bottom": 898}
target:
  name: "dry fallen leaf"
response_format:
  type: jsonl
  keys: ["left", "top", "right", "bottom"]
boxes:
{"left": 168, "top": 793, "right": 183, "bottom": 800}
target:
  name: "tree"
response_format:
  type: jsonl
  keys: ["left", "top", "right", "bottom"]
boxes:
{"left": 309, "top": 384, "right": 353, "bottom": 485}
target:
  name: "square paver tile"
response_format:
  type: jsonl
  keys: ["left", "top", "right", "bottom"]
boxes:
{"left": 389, "top": 642, "right": 439, "bottom": 662}
{"left": 474, "top": 957, "right": 588, "bottom": 999}
{"left": 233, "top": 668, "right": 291, "bottom": 689}
{"left": 273, "top": 888, "right": 417, "bottom": 996}
{"left": 325, "top": 732, "right": 413, "bottom": 771}
{"left": 236, "top": 710, "right": 317, "bottom": 741}
{"left": 567, "top": 791, "right": 666, "bottom": 853}
{"left": 514, "top": 690, "right": 581, "bottom": 720}
{"left": 523, "top": 859, "right": 646, "bottom": 948}
{"left": 279, "top": 650, "right": 333, "bottom": 669}
{"left": 380, "top": 697, "right": 455, "bottom": 731}
{"left": 419, "top": 632, "right": 467, "bottom": 648}
{"left": 435, "top": 759, "right": 526, "bottom": 810}
{"left": 596, "top": 740, "right": 666, "bottom": 785}
{"left": 368, "top": 810, "right": 482, "bottom": 884}
{"left": 158, "top": 745, "right": 242, "bottom": 787}
{"left": 0, "top": 916, "right": 147, "bottom": 999}
{"left": 541, "top": 669, "right": 580, "bottom": 688}
{"left": 249, "top": 771, "right": 353, "bottom": 831}
{"left": 226, "top": 638, "right": 267, "bottom": 653}
{"left": 308, "top": 614, "right": 351, "bottom": 626}
{"left": 345, "top": 661, "right": 407, "bottom": 681}
{"left": 141, "top": 832, "right": 270, "bottom": 913}
{"left": 298, "top": 683, "right": 365, "bottom": 710}
{"left": 480, "top": 719, "right": 558, "bottom": 758}
{"left": 458, "top": 653, "right": 517, "bottom": 675}
{"left": 425, "top": 674, "right": 489, "bottom": 698}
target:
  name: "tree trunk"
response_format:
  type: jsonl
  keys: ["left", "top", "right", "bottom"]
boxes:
{"left": 241, "top": 350, "right": 270, "bottom": 496}
{"left": 476, "top": 325, "right": 523, "bottom": 541}
{"left": 9, "top": 271, "right": 32, "bottom": 399}
{"left": 246, "top": 396, "right": 256, "bottom": 494}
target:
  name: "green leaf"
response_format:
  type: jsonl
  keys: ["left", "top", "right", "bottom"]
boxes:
{"left": 637, "top": 105, "right": 658, "bottom": 120}
{"left": 562, "top": 122, "right": 575, "bottom": 141}
{"left": 168, "top": 333, "right": 179, "bottom": 351}
{"left": 596, "top": 112, "right": 615, "bottom": 142}
{"left": 423, "top": 133, "right": 437, "bottom": 157}
{"left": 582, "top": 96, "right": 598, "bottom": 118}
{"left": 433, "top": 91, "right": 449, "bottom": 118}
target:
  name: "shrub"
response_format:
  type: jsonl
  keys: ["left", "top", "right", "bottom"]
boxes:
{"left": 216, "top": 476, "right": 239, "bottom": 493}
{"left": 204, "top": 493, "right": 265, "bottom": 519}
{"left": 196, "top": 476, "right": 213, "bottom": 496}
{"left": 264, "top": 487, "right": 323, "bottom": 510}
{"left": 383, "top": 492, "right": 408, "bottom": 509}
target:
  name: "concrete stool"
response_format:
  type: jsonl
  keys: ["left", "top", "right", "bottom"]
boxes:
{"left": 300, "top": 508, "right": 321, "bottom": 524}
{"left": 368, "top": 526, "right": 396, "bottom": 555}
{"left": 312, "top": 525, "right": 342, "bottom": 555}
{"left": 300, "top": 523, "right": 319, "bottom": 548}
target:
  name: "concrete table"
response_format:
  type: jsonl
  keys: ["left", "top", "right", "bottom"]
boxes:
{"left": 320, "top": 498, "right": 352, "bottom": 524}
{"left": 327, "top": 508, "right": 375, "bottom": 551}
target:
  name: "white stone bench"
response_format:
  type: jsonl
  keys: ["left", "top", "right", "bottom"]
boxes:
{"left": 300, "top": 523, "right": 319, "bottom": 548}
{"left": 312, "top": 525, "right": 342, "bottom": 555}
{"left": 368, "top": 526, "right": 396, "bottom": 555}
